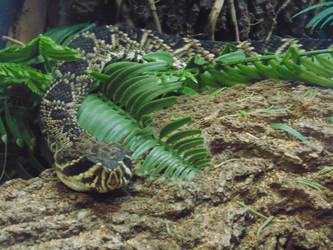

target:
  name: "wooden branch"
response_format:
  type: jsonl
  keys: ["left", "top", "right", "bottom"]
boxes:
{"left": 0, "top": 142, "right": 8, "bottom": 183}
{"left": 207, "top": 0, "right": 225, "bottom": 41}
{"left": 115, "top": 0, "right": 134, "bottom": 26}
{"left": 147, "top": 0, "right": 162, "bottom": 33}
{"left": 115, "top": 0, "right": 123, "bottom": 22}
{"left": 228, "top": 0, "right": 239, "bottom": 42}
{"left": 266, "top": 0, "right": 291, "bottom": 40}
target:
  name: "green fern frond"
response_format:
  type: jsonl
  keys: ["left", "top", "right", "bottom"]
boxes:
{"left": 86, "top": 59, "right": 212, "bottom": 179}
{"left": 78, "top": 94, "right": 210, "bottom": 180}
{"left": 293, "top": 2, "right": 333, "bottom": 31}
{"left": 205, "top": 46, "right": 333, "bottom": 88}
{"left": 88, "top": 61, "right": 183, "bottom": 124}
{"left": 159, "top": 117, "right": 192, "bottom": 138}
{"left": 44, "top": 23, "right": 96, "bottom": 45}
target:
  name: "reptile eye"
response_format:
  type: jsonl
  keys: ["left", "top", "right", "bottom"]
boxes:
{"left": 61, "top": 157, "right": 96, "bottom": 176}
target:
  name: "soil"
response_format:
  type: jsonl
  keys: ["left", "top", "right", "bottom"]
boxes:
{"left": 1, "top": 80, "right": 332, "bottom": 249}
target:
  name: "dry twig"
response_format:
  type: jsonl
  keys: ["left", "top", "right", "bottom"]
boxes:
{"left": 266, "top": 0, "right": 291, "bottom": 40}
{"left": 147, "top": 0, "right": 162, "bottom": 33}
{"left": 115, "top": 0, "right": 134, "bottom": 26}
{"left": 228, "top": 0, "right": 239, "bottom": 42}
{"left": 207, "top": 0, "right": 226, "bottom": 40}
{"left": 2, "top": 35, "right": 25, "bottom": 46}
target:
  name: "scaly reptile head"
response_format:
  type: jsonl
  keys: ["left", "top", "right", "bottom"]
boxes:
{"left": 54, "top": 137, "right": 133, "bottom": 193}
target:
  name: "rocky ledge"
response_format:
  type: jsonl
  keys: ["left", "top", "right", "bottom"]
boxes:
{"left": 1, "top": 80, "right": 332, "bottom": 249}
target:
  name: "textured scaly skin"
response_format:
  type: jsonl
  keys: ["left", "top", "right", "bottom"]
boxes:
{"left": 40, "top": 25, "right": 332, "bottom": 192}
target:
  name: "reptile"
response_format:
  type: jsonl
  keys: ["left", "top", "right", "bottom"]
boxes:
{"left": 39, "top": 25, "right": 332, "bottom": 193}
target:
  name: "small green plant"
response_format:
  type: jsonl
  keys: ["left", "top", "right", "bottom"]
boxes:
{"left": 318, "top": 167, "right": 333, "bottom": 174}
{"left": 236, "top": 201, "right": 287, "bottom": 238}
{"left": 294, "top": 177, "right": 326, "bottom": 190}
{"left": 0, "top": 33, "right": 82, "bottom": 182}
{"left": 270, "top": 123, "right": 308, "bottom": 142}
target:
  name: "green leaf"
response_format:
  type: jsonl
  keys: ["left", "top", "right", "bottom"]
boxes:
{"left": 299, "top": 57, "right": 333, "bottom": 78}
{"left": 0, "top": 34, "right": 81, "bottom": 64}
{"left": 195, "top": 158, "right": 212, "bottom": 169}
{"left": 0, "top": 63, "right": 51, "bottom": 95}
{"left": 215, "top": 51, "right": 246, "bottom": 64}
{"left": 38, "top": 35, "right": 82, "bottom": 61}
{"left": 200, "top": 71, "right": 220, "bottom": 88}
{"left": 131, "top": 139, "right": 157, "bottom": 159}
{"left": 183, "top": 148, "right": 207, "bottom": 159}
{"left": 209, "top": 69, "right": 240, "bottom": 86}
{"left": 78, "top": 95, "right": 137, "bottom": 142}
{"left": 165, "top": 129, "right": 202, "bottom": 144}
{"left": 44, "top": 23, "right": 96, "bottom": 45}
{"left": 21, "top": 125, "right": 36, "bottom": 151}
{"left": 319, "top": 14, "right": 333, "bottom": 29}
{"left": 129, "top": 82, "right": 182, "bottom": 115}
{"left": 160, "top": 117, "right": 192, "bottom": 138}
{"left": 306, "top": 7, "right": 333, "bottom": 30}
{"left": 292, "top": 2, "right": 333, "bottom": 18}
{"left": 193, "top": 56, "right": 209, "bottom": 65}
{"left": 252, "top": 61, "right": 280, "bottom": 79}
{"left": 0, "top": 38, "right": 39, "bottom": 63}
{"left": 315, "top": 55, "right": 333, "bottom": 71}
{"left": 318, "top": 167, "right": 333, "bottom": 174}
{"left": 268, "top": 60, "right": 297, "bottom": 80}
{"left": 294, "top": 177, "right": 326, "bottom": 190}
{"left": 187, "top": 152, "right": 209, "bottom": 164}
{"left": 219, "top": 43, "right": 238, "bottom": 55}
{"left": 86, "top": 70, "right": 111, "bottom": 81}
{"left": 103, "top": 62, "right": 169, "bottom": 99}
{"left": 236, "top": 64, "right": 262, "bottom": 80}
{"left": 143, "top": 51, "right": 174, "bottom": 65}
{"left": 270, "top": 123, "right": 308, "bottom": 142}
{"left": 137, "top": 96, "right": 178, "bottom": 121}
{"left": 257, "top": 216, "right": 275, "bottom": 238}
{"left": 78, "top": 93, "right": 209, "bottom": 181}
{"left": 283, "top": 60, "right": 333, "bottom": 88}
{"left": 174, "top": 138, "right": 204, "bottom": 154}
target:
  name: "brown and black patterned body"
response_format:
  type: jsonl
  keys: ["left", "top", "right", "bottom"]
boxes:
{"left": 40, "top": 25, "right": 332, "bottom": 192}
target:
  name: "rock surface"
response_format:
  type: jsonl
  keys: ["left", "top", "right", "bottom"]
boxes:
{"left": 1, "top": 80, "right": 333, "bottom": 249}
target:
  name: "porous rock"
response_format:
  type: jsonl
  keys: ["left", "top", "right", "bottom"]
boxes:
{"left": 1, "top": 80, "right": 333, "bottom": 249}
